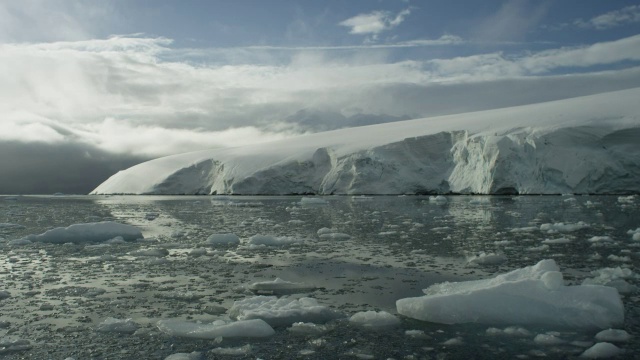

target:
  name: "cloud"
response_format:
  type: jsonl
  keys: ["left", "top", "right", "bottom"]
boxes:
{"left": 0, "top": 140, "right": 147, "bottom": 194}
{"left": 575, "top": 5, "right": 640, "bottom": 30}
{"left": 2, "top": 34, "right": 640, "bottom": 162}
{"left": 0, "top": 0, "right": 117, "bottom": 43}
{"left": 339, "top": 8, "right": 411, "bottom": 35}
{"left": 474, "top": 0, "right": 549, "bottom": 42}
{"left": 427, "top": 34, "right": 640, "bottom": 80}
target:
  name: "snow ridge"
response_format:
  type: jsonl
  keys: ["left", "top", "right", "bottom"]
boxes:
{"left": 91, "top": 89, "right": 640, "bottom": 195}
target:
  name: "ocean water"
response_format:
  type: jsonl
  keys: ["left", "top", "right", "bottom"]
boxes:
{"left": 0, "top": 194, "right": 638, "bottom": 359}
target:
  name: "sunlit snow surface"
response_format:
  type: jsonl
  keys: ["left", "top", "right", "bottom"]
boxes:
{"left": 1, "top": 194, "right": 639, "bottom": 359}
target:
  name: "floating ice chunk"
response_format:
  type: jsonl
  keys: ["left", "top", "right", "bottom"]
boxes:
{"left": 247, "top": 234, "right": 304, "bottom": 246}
{"left": 205, "top": 233, "right": 240, "bottom": 245}
{"left": 580, "top": 342, "right": 624, "bottom": 358}
{"left": 349, "top": 311, "right": 400, "bottom": 328}
{"left": 319, "top": 232, "right": 351, "bottom": 240}
{"left": 627, "top": 228, "right": 640, "bottom": 241}
{"left": 595, "top": 329, "right": 631, "bottom": 342}
{"left": 540, "top": 222, "right": 589, "bottom": 233}
{"left": 317, "top": 228, "right": 335, "bottom": 235}
{"left": 95, "top": 318, "right": 140, "bottom": 334}
{"left": 588, "top": 236, "right": 613, "bottom": 243}
{"left": 485, "top": 326, "right": 532, "bottom": 337}
{"left": 300, "top": 197, "right": 327, "bottom": 205}
{"left": 0, "top": 223, "right": 24, "bottom": 229}
{"left": 145, "top": 213, "right": 159, "bottom": 221}
{"left": 0, "top": 338, "right": 31, "bottom": 354}
{"left": 442, "top": 337, "right": 464, "bottom": 345}
{"left": 607, "top": 255, "right": 630, "bottom": 262}
{"left": 317, "top": 228, "right": 351, "bottom": 240}
{"left": 405, "top": 330, "right": 430, "bottom": 339}
{"left": 534, "top": 333, "right": 565, "bottom": 345}
{"left": 156, "top": 319, "right": 274, "bottom": 339}
{"left": 188, "top": 248, "right": 207, "bottom": 257}
{"left": 618, "top": 195, "right": 635, "bottom": 204}
{"left": 164, "top": 352, "right": 203, "bottom": 360}
{"left": 288, "top": 322, "right": 328, "bottom": 335}
{"left": 131, "top": 248, "right": 169, "bottom": 257}
{"left": 526, "top": 244, "right": 549, "bottom": 252}
{"left": 157, "top": 290, "right": 202, "bottom": 302}
{"left": 248, "top": 278, "right": 316, "bottom": 295}
{"left": 466, "top": 252, "right": 507, "bottom": 265}
{"left": 428, "top": 196, "right": 447, "bottom": 204}
{"left": 6, "top": 239, "right": 31, "bottom": 246}
{"left": 229, "top": 296, "right": 342, "bottom": 327}
{"left": 510, "top": 226, "right": 538, "bottom": 233}
{"left": 211, "top": 345, "right": 252, "bottom": 356}
{"left": 0, "top": 291, "right": 10, "bottom": 300}
{"left": 396, "top": 259, "right": 624, "bottom": 329}
{"left": 542, "top": 237, "right": 572, "bottom": 244}
{"left": 105, "top": 236, "right": 126, "bottom": 244}
{"left": 19, "top": 221, "right": 142, "bottom": 244}
{"left": 582, "top": 267, "right": 638, "bottom": 294}
{"left": 469, "top": 197, "right": 491, "bottom": 205}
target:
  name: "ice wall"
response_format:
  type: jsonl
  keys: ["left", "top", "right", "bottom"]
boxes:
{"left": 91, "top": 89, "right": 640, "bottom": 195}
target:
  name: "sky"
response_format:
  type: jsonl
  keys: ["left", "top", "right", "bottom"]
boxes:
{"left": 1, "top": 0, "right": 640, "bottom": 194}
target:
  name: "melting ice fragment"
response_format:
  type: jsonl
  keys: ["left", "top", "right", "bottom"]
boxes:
{"left": 396, "top": 259, "right": 624, "bottom": 329}
{"left": 580, "top": 342, "right": 624, "bottom": 358}
{"left": 19, "top": 221, "right": 142, "bottom": 244}
{"left": 248, "top": 278, "right": 316, "bottom": 295}
{"left": 228, "top": 296, "right": 342, "bottom": 327}
{"left": 95, "top": 318, "right": 140, "bottom": 334}
{"left": 349, "top": 311, "right": 401, "bottom": 328}
{"left": 156, "top": 319, "right": 274, "bottom": 339}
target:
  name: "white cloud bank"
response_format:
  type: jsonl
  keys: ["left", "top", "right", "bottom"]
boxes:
{"left": 1, "top": 34, "right": 640, "bottom": 159}
{"left": 578, "top": 5, "right": 640, "bottom": 30}
{"left": 339, "top": 8, "right": 411, "bottom": 35}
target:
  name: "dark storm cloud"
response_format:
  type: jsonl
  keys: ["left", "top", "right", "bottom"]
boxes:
{"left": 0, "top": 141, "right": 149, "bottom": 195}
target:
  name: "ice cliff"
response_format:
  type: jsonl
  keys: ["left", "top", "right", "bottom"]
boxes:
{"left": 91, "top": 88, "right": 640, "bottom": 195}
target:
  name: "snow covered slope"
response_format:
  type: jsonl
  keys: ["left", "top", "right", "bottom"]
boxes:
{"left": 91, "top": 88, "right": 640, "bottom": 195}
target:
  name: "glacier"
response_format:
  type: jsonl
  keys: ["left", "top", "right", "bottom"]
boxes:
{"left": 91, "top": 88, "right": 640, "bottom": 195}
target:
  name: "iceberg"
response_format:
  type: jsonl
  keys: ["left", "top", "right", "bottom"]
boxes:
{"left": 396, "top": 259, "right": 624, "bottom": 329}
{"left": 91, "top": 89, "right": 640, "bottom": 195}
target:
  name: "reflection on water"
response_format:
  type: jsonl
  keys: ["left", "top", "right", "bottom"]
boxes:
{"left": 0, "top": 194, "right": 639, "bottom": 359}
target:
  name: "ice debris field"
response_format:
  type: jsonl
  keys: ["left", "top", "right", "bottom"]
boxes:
{"left": 1, "top": 194, "right": 639, "bottom": 359}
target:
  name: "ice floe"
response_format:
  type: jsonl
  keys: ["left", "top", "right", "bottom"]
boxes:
{"left": 287, "top": 322, "right": 328, "bottom": 336}
{"left": 466, "top": 252, "right": 507, "bottom": 265}
{"left": 580, "top": 342, "right": 624, "bottom": 358}
{"left": 582, "top": 267, "right": 638, "bottom": 294}
{"left": 247, "top": 278, "right": 316, "bottom": 295}
{"left": 156, "top": 319, "right": 274, "bottom": 339}
{"left": 95, "top": 318, "right": 140, "bottom": 334}
{"left": 540, "top": 221, "right": 590, "bottom": 233}
{"left": 396, "top": 259, "right": 624, "bottom": 329}
{"left": 247, "top": 234, "right": 305, "bottom": 246}
{"left": 205, "top": 233, "right": 240, "bottom": 245}
{"left": 19, "top": 221, "right": 142, "bottom": 244}
{"left": 595, "top": 329, "right": 631, "bottom": 343}
{"left": 317, "top": 227, "right": 351, "bottom": 240}
{"left": 164, "top": 352, "right": 203, "bottom": 360}
{"left": 349, "top": 311, "right": 400, "bottom": 328}
{"left": 228, "top": 296, "right": 342, "bottom": 327}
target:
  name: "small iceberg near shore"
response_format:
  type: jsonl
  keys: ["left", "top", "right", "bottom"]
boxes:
{"left": 396, "top": 259, "right": 624, "bottom": 329}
